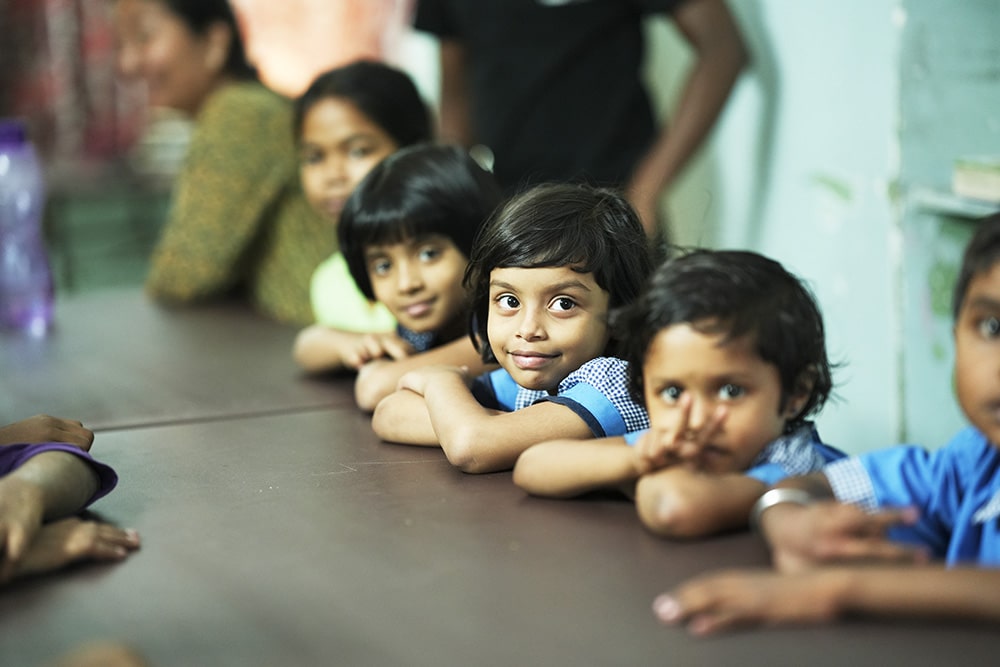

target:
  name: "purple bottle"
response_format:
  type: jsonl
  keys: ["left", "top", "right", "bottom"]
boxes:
{"left": 0, "top": 119, "right": 54, "bottom": 336}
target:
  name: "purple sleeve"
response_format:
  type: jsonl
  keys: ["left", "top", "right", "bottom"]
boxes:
{"left": 0, "top": 443, "right": 119, "bottom": 506}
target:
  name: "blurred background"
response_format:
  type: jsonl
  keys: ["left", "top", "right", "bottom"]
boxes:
{"left": 1, "top": 0, "right": 999, "bottom": 455}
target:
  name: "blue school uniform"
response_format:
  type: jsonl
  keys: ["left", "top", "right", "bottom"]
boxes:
{"left": 470, "top": 356, "right": 649, "bottom": 437}
{"left": 824, "top": 426, "right": 1000, "bottom": 566}
{"left": 624, "top": 422, "right": 845, "bottom": 484}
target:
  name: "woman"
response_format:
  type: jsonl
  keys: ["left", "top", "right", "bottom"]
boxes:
{"left": 114, "top": 0, "right": 331, "bottom": 323}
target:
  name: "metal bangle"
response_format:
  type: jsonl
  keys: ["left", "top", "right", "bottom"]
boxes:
{"left": 749, "top": 488, "right": 813, "bottom": 533}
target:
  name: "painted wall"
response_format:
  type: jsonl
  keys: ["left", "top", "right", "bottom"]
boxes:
{"left": 651, "top": 0, "right": 1000, "bottom": 453}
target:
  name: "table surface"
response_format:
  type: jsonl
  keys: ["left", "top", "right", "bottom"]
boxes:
{"left": 0, "top": 289, "right": 350, "bottom": 430}
{"left": 1, "top": 290, "right": 998, "bottom": 666}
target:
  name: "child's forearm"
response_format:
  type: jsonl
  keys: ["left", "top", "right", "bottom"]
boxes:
{"left": 292, "top": 325, "right": 354, "bottom": 372}
{"left": 636, "top": 468, "right": 766, "bottom": 539}
{"left": 421, "top": 374, "right": 499, "bottom": 470}
{"left": 11, "top": 452, "right": 100, "bottom": 520}
{"left": 514, "top": 438, "right": 640, "bottom": 498}
{"left": 832, "top": 566, "right": 1000, "bottom": 622}
{"left": 354, "top": 338, "right": 486, "bottom": 412}
{"left": 370, "top": 390, "right": 440, "bottom": 445}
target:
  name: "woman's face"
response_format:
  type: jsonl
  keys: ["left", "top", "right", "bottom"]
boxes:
{"left": 298, "top": 97, "right": 400, "bottom": 224}
{"left": 113, "top": 0, "right": 229, "bottom": 114}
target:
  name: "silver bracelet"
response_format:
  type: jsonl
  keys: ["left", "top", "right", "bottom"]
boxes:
{"left": 749, "top": 488, "right": 813, "bottom": 533}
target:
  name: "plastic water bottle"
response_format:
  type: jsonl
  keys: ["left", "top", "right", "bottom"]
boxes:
{"left": 0, "top": 119, "right": 54, "bottom": 336}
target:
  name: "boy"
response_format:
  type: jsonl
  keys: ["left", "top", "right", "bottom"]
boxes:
{"left": 658, "top": 214, "right": 1000, "bottom": 634}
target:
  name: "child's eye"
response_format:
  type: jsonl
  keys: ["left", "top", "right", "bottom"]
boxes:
{"left": 658, "top": 385, "right": 683, "bottom": 403}
{"left": 718, "top": 383, "right": 745, "bottom": 400}
{"left": 496, "top": 294, "right": 520, "bottom": 311}
{"left": 418, "top": 245, "right": 442, "bottom": 263}
{"left": 550, "top": 297, "right": 576, "bottom": 312}
{"left": 369, "top": 259, "right": 392, "bottom": 276}
{"left": 348, "top": 144, "right": 375, "bottom": 160}
{"left": 977, "top": 316, "right": 1000, "bottom": 339}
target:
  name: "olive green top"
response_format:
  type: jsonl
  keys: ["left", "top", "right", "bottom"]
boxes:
{"left": 146, "top": 81, "right": 335, "bottom": 325}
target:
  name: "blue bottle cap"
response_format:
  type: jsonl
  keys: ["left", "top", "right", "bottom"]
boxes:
{"left": 0, "top": 119, "right": 28, "bottom": 147}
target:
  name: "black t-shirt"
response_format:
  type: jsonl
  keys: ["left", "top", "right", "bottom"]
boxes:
{"left": 415, "top": 0, "right": 684, "bottom": 191}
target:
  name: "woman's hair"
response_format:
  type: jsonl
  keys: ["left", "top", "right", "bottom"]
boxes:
{"left": 293, "top": 61, "right": 432, "bottom": 147}
{"left": 465, "top": 182, "right": 654, "bottom": 363}
{"left": 339, "top": 144, "right": 503, "bottom": 301}
{"left": 953, "top": 212, "right": 1000, "bottom": 320}
{"left": 157, "top": 0, "right": 255, "bottom": 80}
{"left": 615, "top": 249, "right": 834, "bottom": 429}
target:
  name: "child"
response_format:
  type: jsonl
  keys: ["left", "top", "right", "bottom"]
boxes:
{"left": 291, "top": 61, "right": 433, "bottom": 342}
{"left": 0, "top": 415, "right": 140, "bottom": 583}
{"left": 514, "top": 250, "right": 845, "bottom": 539}
{"left": 656, "top": 213, "right": 1000, "bottom": 634}
{"left": 295, "top": 144, "right": 503, "bottom": 409}
{"left": 372, "top": 183, "right": 654, "bottom": 473}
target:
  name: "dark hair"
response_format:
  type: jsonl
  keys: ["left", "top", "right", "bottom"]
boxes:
{"left": 158, "top": 0, "right": 255, "bottom": 80}
{"left": 953, "top": 213, "right": 1000, "bottom": 320}
{"left": 293, "top": 61, "right": 432, "bottom": 146}
{"left": 339, "top": 144, "right": 503, "bottom": 301}
{"left": 616, "top": 249, "right": 833, "bottom": 429}
{"left": 465, "top": 183, "right": 654, "bottom": 363}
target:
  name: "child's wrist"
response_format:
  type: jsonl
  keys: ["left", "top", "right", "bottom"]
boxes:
{"left": 750, "top": 488, "right": 813, "bottom": 533}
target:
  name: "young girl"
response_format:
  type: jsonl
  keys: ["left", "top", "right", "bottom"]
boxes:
{"left": 657, "top": 214, "right": 1000, "bottom": 634}
{"left": 372, "top": 183, "right": 654, "bottom": 473}
{"left": 292, "top": 61, "right": 433, "bottom": 336}
{"left": 513, "top": 250, "right": 845, "bottom": 539}
{"left": 295, "top": 144, "right": 503, "bottom": 410}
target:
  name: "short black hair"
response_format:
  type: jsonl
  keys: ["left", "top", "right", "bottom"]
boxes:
{"left": 293, "top": 61, "right": 432, "bottom": 147}
{"left": 615, "top": 249, "right": 833, "bottom": 429}
{"left": 158, "top": 0, "right": 255, "bottom": 80}
{"left": 465, "top": 183, "right": 654, "bottom": 363}
{"left": 338, "top": 144, "right": 503, "bottom": 301}
{"left": 953, "top": 213, "right": 1000, "bottom": 320}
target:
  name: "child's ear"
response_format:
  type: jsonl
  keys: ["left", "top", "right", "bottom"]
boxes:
{"left": 781, "top": 372, "right": 815, "bottom": 420}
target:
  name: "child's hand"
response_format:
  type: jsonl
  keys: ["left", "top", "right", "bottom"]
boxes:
{"left": 342, "top": 333, "right": 414, "bottom": 370}
{"left": 762, "top": 501, "right": 927, "bottom": 573}
{"left": 633, "top": 395, "right": 727, "bottom": 473}
{"left": 396, "top": 365, "right": 470, "bottom": 396}
{"left": 0, "top": 475, "right": 46, "bottom": 582}
{"left": 652, "top": 568, "right": 848, "bottom": 635}
{"left": 0, "top": 415, "right": 94, "bottom": 450}
{"left": 11, "top": 517, "right": 140, "bottom": 581}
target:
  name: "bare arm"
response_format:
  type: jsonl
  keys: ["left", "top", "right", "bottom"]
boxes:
{"left": 513, "top": 437, "right": 641, "bottom": 498}
{"left": 657, "top": 566, "right": 1000, "bottom": 635}
{"left": 354, "top": 337, "right": 488, "bottom": 412}
{"left": 627, "top": 0, "right": 748, "bottom": 235}
{"left": 437, "top": 40, "right": 475, "bottom": 146}
{"left": 0, "top": 415, "right": 94, "bottom": 450}
{"left": 0, "top": 451, "right": 100, "bottom": 579}
{"left": 635, "top": 468, "right": 767, "bottom": 538}
{"left": 292, "top": 325, "right": 413, "bottom": 373}
{"left": 376, "top": 367, "right": 596, "bottom": 473}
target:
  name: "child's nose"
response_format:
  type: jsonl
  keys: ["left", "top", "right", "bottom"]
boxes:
{"left": 396, "top": 261, "right": 423, "bottom": 293}
{"left": 516, "top": 308, "right": 546, "bottom": 340}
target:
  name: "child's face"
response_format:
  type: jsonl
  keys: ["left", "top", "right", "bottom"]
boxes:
{"left": 366, "top": 235, "right": 469, "bottom": 335}
{"left": 954, "top": 262, "right": 1000, "bottom": 445}
{"left": 642, "top": 323, "right": 804, "bottom": 474}
{"left": 299, "top": 97, "right": 399, "bottom": 223}
{"left": 487, "top": 266, "right": 610, "bottom": 393}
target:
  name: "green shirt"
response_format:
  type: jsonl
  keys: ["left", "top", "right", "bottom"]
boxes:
{"left": 146, "top": 81, "right": 335, "bottom": 325}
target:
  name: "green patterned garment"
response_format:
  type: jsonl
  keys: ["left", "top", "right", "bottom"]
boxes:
{"left": 145, "top": 81, "right": 336, "bottom": 325}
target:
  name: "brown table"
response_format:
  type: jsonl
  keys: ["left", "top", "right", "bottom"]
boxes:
{"left": 0, "top": 289, "right": 351, "bottom": 430}
{"left": 1, "top": 290, "right": 997, "bottom": 666}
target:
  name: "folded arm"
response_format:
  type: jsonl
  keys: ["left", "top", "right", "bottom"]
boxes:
{"left": 513, "top": 437, "right": 640, "bottom": 498}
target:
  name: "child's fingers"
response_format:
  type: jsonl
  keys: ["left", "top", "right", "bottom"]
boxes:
{"left": 380, "top": 336, "right": 414, "bottom": 361}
